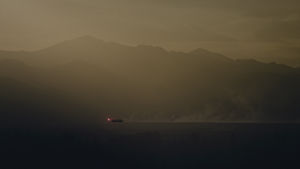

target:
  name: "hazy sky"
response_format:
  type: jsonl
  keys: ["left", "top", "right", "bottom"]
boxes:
{"left": 1, "top": 0, "right": 300, "bottom": 66}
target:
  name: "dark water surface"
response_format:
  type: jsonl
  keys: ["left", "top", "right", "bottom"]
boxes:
{"left": 1, "top": 122, "right": 300, "bottom": 169}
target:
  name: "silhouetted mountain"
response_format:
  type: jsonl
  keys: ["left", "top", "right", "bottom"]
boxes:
{"left": 1, "top": 36, "right": 300, "bottom": 122}
{"left": 0, "top": 59, "right": 145, "bottom": 117}
{"left": 295, "top": 67, "right": 300, "bottom": 73}
{"left": 225, "top": 72, "right": 300, "bottom": 121}
{"left": 0, "top": 36, "right": 295, "bottom": 78}
{"left": 38, "top": 35, "right": 106, "bottom": 56}
{"left": 234, "top": 59, "right": 295, "bottom": 74}
{"left": 189, "top": 48, "right": 234, "bottom": 63}
{"left": 0, "top": 76, "right": 101, "bottom": 126}
{"left": 0, "top": 59, "right": 44, "bottom": 87}
{"left": 43, "top": 60, "right": 146, "bottom": 117}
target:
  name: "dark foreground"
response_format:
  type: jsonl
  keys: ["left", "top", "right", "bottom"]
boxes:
{"left": 1, "top": 122, "right": 300, "bottom": 169}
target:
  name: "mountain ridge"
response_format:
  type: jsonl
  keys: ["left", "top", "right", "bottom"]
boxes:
{"left": 1, "top": 36, "right": 300, "bottom": 122}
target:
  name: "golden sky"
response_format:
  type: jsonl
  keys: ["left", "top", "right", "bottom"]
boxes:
{"left": 1, "top": 0, "right": 300, "bottom": 66}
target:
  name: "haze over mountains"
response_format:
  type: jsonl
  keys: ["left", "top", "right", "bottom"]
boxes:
{"left": 0, "top": 35, "right": 300, "bottom": 124}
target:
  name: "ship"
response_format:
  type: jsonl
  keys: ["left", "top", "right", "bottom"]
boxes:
{"left": 107, "top": 118, "right": 124, "bottom": 122}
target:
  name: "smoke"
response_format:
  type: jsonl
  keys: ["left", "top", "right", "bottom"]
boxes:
{"left": 126, "top": 93, "right": 267, "bottom": 122}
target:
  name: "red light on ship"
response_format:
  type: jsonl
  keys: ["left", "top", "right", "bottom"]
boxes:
{"left": 108, "top": 117, "right": 124, "bottom": 122}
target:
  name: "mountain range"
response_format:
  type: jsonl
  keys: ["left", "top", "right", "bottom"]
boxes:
{"left": 0, "top": 35, "right": 300, "bottom": 123}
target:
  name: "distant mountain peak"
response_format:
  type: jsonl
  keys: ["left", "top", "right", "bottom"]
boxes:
{"left": 136, "top": 44, "right": 167, "bottom": 53}
{"left": 189, "top": 48, "right": 233, "bottom": 62}
{"left": 39, "top": 35, "right": 107, "bottom": 52}
{"left": 80, "top": 35, "right": 93, "bottom": 38}
{"left": 69, "top": 35, "right": 106, "bottom": 43}
{"left": 189, "top": 48, "right": 213, "bottom": 55}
